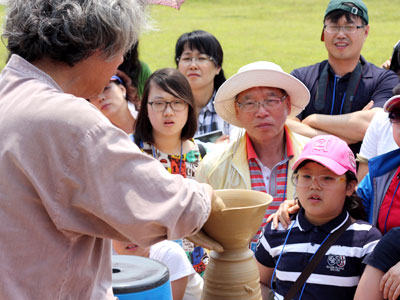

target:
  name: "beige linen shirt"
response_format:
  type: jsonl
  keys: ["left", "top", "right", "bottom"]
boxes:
{"left": 0, "top": 55, "right": 211, "bottom": 299}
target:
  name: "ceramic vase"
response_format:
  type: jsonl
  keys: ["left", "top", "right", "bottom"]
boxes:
{"left": 201, "top": 189, "right": 272, "bottom": 300}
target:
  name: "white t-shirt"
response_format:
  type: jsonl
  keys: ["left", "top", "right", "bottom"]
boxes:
{"left": 150, "top": 240, "right": 203, "bottom": 300}
{"left": 359, "top": 109, "right": 398, "bottom": 159}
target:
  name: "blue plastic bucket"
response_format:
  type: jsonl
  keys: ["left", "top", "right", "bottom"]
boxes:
{"left": 112, "top": 255, "right": 173, "bottom": 300}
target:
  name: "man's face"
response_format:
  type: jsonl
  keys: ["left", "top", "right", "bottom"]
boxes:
{"left": 323, "top": 15, "right": 369, "bottom": 63}
{"left": 235, "top": 86, "right": 290, "bottom": 144}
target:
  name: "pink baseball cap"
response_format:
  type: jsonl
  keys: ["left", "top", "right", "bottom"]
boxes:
{"left": 292, "top": 135, "right": 357, "bottom": 175}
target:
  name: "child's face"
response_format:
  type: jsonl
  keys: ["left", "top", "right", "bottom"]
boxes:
{"left": 147, "top": 83, "right": 189, "bottom": 139}
{"left": 296, "top": 162, "right": 356, "bottom": 226}
{"left": 112, "top": 240, "right": 150, "bottom": 257}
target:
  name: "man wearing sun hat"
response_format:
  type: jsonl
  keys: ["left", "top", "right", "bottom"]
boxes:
{"left": 287, "top": 0, "right": 399, "bottom": 155}
{"left": 196, "top": 61, "right": 310, "bottom": 251}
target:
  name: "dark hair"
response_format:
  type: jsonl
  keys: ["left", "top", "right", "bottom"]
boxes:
{"left": 118, "top": 42, "right": 142, "bottom": 92}
{"left": 343, "top": 171, "right": 367, "bottom": 221}
{"left": 325, "top": 9, "right": 367, "bottom": 26}
{"left": 175, "top": 30, "right": 226, "bottom": 91}
{"left": 294, "top": 160, "right": 366, "bottom": 221}
{"left": 114, "top": 70, "right": 140, "bottom": 109}
{"left": 393, "top": 83, "right": 400, "bottom": 96}
{"left": 134, "top": 68, "right": 197, "bottom": 143}
{"left": 3, "top": 0, "right": 147, "bottom": 66}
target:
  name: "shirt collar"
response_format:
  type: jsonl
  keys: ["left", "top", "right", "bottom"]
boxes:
{"left": 297, "top": 208, "right": 349, "bottom": 234}
{"left": 7, "top": 54, "right": 63, "bottom": 92}
{"left": 327, "top": 55, "right": 369, "bottom": 79}
{"left": 246, "top": 126, "right": 294, "bottom": 161}
{"left": 199, "top": 91, "right": 217, "bottom": 114}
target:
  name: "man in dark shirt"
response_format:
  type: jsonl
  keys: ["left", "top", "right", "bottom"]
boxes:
{"left": 287, "top": 0, "right": 399, "bottom": 154}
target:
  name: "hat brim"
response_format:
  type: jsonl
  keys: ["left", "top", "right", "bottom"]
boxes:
{"left": 214, "top": 69, "right": 310, "bottom": 128}
{"left": 384, "top": 95, "right": 400, "bottom": 112}
{"left": 292, "top": 155, "right": 348, "bottom": 176}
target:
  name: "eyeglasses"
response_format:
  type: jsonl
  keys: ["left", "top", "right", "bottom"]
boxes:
{"left": 292, "top": 173, "right": 346, "bottom": 189}
{"left": 389, "top": 111, "right": 400, "bottom": 124}
{"left": 323, "top": 24, "right": 365, "bottom": 34}
{"left": 148, "top": 100, "right": 187, "bottom": 112}
{"left": 235, "top": 95, "right": 287, "bottom": 113}
{"left": 177, "top": 55, "right": 215, "bottom": 66}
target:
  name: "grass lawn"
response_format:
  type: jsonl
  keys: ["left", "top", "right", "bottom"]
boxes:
{"left": 0, "top": 0, "right": 399, "bottom": 77}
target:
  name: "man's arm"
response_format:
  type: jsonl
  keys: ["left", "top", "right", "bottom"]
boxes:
{"left": 285, "top": 118, "right": 330, "bottom": 138}
{"left": 300, "top": 106, "right": 380, "bottom": 144}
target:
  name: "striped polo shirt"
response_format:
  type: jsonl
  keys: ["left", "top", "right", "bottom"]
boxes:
{"left": 247, "top": 129, "right": 294, "bottom": 251}
{"left": 255, "top": 209, "right": 381, "bottom": 300}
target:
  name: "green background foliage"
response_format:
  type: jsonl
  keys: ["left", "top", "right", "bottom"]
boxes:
{"left": 0, "top": 0, "right": 399, "bottom": 77}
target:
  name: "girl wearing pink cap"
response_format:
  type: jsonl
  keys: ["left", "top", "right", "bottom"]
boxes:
{"left": 255, "top": 135, "right": 381, "bottom": 300}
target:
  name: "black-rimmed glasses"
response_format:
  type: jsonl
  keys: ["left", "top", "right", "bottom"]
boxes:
{"left": 148, "top": 100, "right": 187, "bottom": 112}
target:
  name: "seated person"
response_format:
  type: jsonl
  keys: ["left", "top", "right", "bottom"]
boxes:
{"left": 287, "top": 0, "right": 399, "bottom": 155}
{"left": 132, "top": 68, "right": 210, "bottom": 274}
{"left": 357, "top": 94, "right": 400, "bottom": 234}
{"left": 357, "top": 84, "right": 400, "bottom": 181}
{"left": 255, "top": 135, "right": 381, "bottom": 300}
{"left": 269, "top": 93, "right": 400, "bottom": 233}
{"left": 113, "top": 240, "right": 203, "bottom": 300}
{"left": 89, "top": 71, "right": 137, "bottom": 133}
{"left": 355, "top": 227, "right": 400, "bottom": 300}
{"left": 175, "top": 30, "right": 239, "bottom": 142}
{"left": 196, "top": 61, "right": 310, "bottom": 251}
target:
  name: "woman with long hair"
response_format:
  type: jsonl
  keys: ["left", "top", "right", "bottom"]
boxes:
{"left": 133, "top": 68, "right": 209, "bottom": 276}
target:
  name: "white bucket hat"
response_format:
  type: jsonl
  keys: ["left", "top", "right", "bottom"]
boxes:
{"left": 214, "top": 61, "right": 310, "bottom": 128}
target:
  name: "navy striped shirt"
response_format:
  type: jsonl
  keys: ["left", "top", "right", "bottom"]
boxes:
{"left": 255, "top": 209, "right": 381, "bottom": 300}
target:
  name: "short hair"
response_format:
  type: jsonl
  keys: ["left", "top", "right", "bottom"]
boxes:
{"left": 3, "top": 0, "right": 148, "bottom": 66}
{"left": 393, "top": 83, "right": 400, "bottom": 96}
{"left": 175, "top": 30, "right": 226, "bottom": 91}
{"left": 134, "top": 68, "right": 197, "bottom": 143}
{"left": 325, "top": 8, "right": 367, "bottom": 26}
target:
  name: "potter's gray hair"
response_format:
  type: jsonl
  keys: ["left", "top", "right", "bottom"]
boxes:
{"left": 2, "top": 0, "right": 148, "bottom": 66}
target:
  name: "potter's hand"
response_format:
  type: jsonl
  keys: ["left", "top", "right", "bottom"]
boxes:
{"left": 188, "top": 186, "right": 225, "bottom": 252}
{"left": 266, "top": 199, "right": 299, "bottom": 230}
{"left": 187, "top": 230, "right": 223, "bottom": 253}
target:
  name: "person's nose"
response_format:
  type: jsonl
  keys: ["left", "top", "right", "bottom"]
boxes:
{"left": 336, "top": 27, "right": 347, "bottom": 38}
{"left": 255, "top": 102, "right": 270, "bottom": 117}
{"left": 188, "top": 58, "right": 199, "bottom": 69}
{"left": 310, "top": 176, "right": 322, "bottom": 190}
{"left": 163, "top": 103, "right": 174, "bottom": 115}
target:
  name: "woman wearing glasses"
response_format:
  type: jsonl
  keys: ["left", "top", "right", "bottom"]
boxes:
{"left": 133, "top": 68, "right": 210, "bottom": 277}
{"left": 175, "top": 30, "right": 237, "bottom": 140}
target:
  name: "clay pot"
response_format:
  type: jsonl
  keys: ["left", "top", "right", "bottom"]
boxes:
{"left": 201, "top": 189, "right": 272, "bottom": 300}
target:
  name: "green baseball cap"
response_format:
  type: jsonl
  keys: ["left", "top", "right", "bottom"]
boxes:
{"left": 324, "top": 0, "right": 369, "bottom": 24}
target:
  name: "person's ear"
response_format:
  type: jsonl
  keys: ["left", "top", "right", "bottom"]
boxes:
{"left": 345, "top": 180, "right": 357, "bottom": 197}
{"left": 285, "top": 95, "right": 292, "bottom": 115}
{"left": 118, "top": 85, "right": 127, "bottom": 98}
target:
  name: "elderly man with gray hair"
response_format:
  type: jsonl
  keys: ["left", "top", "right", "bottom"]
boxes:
{"left": 0, "top": 0, "right": 223, "bottom": 299}
{"left": 196, "top": 61, "right": 310, "bottom": 251}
